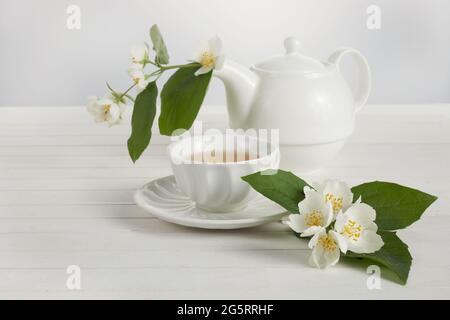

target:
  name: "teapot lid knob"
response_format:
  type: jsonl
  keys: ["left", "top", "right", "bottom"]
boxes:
{"left": 252, "top": 36, "right": 326, "bottom": 73}
{"left": 284, "top": 37, "right": 300, "bottom": 54}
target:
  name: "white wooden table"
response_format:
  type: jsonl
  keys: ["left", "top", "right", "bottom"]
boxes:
{"left": 0, "top": 104, "right": 449, "bottom": 299}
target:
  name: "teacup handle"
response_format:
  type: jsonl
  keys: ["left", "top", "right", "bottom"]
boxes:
{"left": 328, "top": 47, "right": 371, "bottom": 113}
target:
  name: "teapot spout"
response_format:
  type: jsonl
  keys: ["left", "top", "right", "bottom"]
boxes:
{"left": 213, "top": 60, "right": 257, "bottom": 128}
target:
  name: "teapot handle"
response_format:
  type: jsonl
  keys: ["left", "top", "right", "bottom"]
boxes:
{"left": 328, "top": 47, "right": 371, "bottom": 112}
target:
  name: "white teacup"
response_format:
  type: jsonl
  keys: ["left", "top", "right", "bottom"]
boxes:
{"left": 168, "top": 134, "right": 280, "bottom": 212}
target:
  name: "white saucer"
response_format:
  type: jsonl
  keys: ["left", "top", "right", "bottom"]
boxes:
{"left": 134, "top": 175, "right": 287, "bottom": 229}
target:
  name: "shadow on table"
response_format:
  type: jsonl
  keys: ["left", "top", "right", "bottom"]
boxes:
{"left": 114, "top": 216, "right": 404, "bottom": 283}
{"left": 114, "top": 216, "right": 311, "bottom": 268}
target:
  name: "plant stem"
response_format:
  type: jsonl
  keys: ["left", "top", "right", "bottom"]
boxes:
{"left": 125, "top": 94, "right": 135, "bottom": 102}
{"left": 119, "top": 83, "right": 137, "bottom": 99}
{"left": 146, "top": 60, "right": 158, "bottom": 67}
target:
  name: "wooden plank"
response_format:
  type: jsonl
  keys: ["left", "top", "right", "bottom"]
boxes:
{"left": 0, "top": 264, "right": 448, "bottom": 299}
{"left": 0, "top": 144, "right": 447, "bottom": 168}
{"left": 0, "top": 135, "right": 168, "bottom": 146}
{"left": 0, "top": 104, "right": 448, "bottom": 124}
{"left": 0, "top": 155, "right": 170, "bottom": 169}
{"left": 0, "top": 229, "right": 306, "bottom": 252}
{"left": 0, "top": 215, "right": 446, "bottom": 240}
{"left": 0, "top": 105, "right": 227, "bottom": 123}
{"left": 0, "top": 167, "right": 173, "bottom": 179}
{"left": 0, "top": 216, "right": 446, "bottom": 252}
{"left": 0, "top": 118, "right": 448, "bottom": 145}
{"left": 0, "top": 165, "right": 448, "bottom": 180}
{"left": 0, "top": 204, "right": 149, "bottom": 219}
{"left": 0, "top": 145, "right": 168, "bottom": 157}
{"left": 0, "top": 190, "right": 136, "bottom": 206}
{"left": 0, "top": 184, "right": 444, "bottom": 211}
{"left": 0, "top": 178, "right": 150, "bottom": 191}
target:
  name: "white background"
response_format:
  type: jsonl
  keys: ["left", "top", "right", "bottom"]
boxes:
{"left": 0, "top": 0, "right": 449, "bottom": 107}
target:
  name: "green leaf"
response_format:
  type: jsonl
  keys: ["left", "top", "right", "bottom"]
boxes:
{"left": 159, "top": 66, "right": 212, "bottom": 136}
{"left": 149, "top": 24, "right": 169, "bottom": 65}
{"left": 351, "top": 181, "right": 437, "bottom": 230}
{"left": 127, "top": 82, "right": 158, "bottom": 162}
{"left": 241, "top": 170, "right": 311, "bottom": 213}
{"left": 345, "top": 231, "right": 412, "bottom": 285}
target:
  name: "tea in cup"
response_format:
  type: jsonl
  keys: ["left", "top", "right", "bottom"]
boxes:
{"left": 168, "top": 134, "right": 280, "bottom": 212}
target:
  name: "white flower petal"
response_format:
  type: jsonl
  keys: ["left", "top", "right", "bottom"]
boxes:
{"left": 137, "top": 79, "right": 149, "bottom": 90}
{"left": 365, "top": 221, "right": 379, "bottom": 232}
{"left": 309, "top": 230, "right": 341, "bottom": 269}
{"left": 284, "top": 214, "right": 307, "bottom": 234}
{"left": 324, "top": 246, "right": 340, "bottom": 267}
{"left": 345, "top": 203, "right": 377, "bottom": 226}
{"left": 298, "top": 194, "right": 314, "bottom": 214}
{"left": 349, "top": 230, "right": 384, "bottom": 254}
{"left": 87, "top": 96, "right": 98, "bottom": 106}
{"left": 214, "top": 54, "right": 225, "bottom": 70}
{"left": 129, "top": 68, "right": 144, "bottom": 79}
{"left": 322, "top": 179, "right": 354, "bottom": 214}
{"left": 195, "top": 65, "right": 213, "bottom": 76}
{"left": 86, "top": 102, "right": 100, "bottom": 115}
{"left": 330, "top": 230, "right": 348, "bottom": 254}
{"left": 303, "top": 189, "right": 324, "bottom": 206}
{"left": 309, "top": 245, "right": 326, "bottom": 268}
{"left": 303, "top": 185, "right": 316, "bottom": 198}
{"left": 308, "top": 228, "right": 326, "bottom": 249}
{"left": 194, "top": 36, "right": 224, "bottom": 72}
{"left": 97, "top": 97, "right": 113, "bottom": 106}
{"left": 208, "top": 36, "right": 222, "bottom": 55}
{"left": 106, "top": 104, "right": 121, "bottom": 125}
{"left": 324, "top": 204, "right": 335, "bottom": 226}
{"left": 193, "top": 52, "right": 202, "bottom": 64}
{"left": 333, "top": 211, "right": 346, "bottom": 233}
{"left": 86, "top": 96, "right": 107, "bottom": 122}
{"left": 131, "top": 44, "right": 148, "bottom": 64}
{"left": 300, "top": 226, "right": 322, "bottom": 238}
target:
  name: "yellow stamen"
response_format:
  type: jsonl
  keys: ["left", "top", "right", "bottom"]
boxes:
{"left": 103, "top": 104, "right": 111, "bottom": 114}
{"left": 318, "top": 234, "right": 337, "bottom": 251}
{"left": 341, "top": 219, "right": 362, "bottom": 241}
{"left": 306, "top": 210, "right": 324, "bottom": 227}
{"left": 199, "top": 51, "right": 216, "bottom": 68}
{"left": 325, "top": 192, "right": 343, "bottom": 213}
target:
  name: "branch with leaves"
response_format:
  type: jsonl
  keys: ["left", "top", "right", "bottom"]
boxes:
{"left": 242, "top": 170, "right": 437, "bottom": 285}
{"left": 87, "top": 25, "right": 224, "bottom": 162}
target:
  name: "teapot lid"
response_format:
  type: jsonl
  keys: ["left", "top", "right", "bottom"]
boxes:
{"left": 252, "top": 37, "right": 326, "bottom": 73}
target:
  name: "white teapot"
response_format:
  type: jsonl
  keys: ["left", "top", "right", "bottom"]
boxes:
{"left": 214, "top": 37, "right": 371, "bottom": 172}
